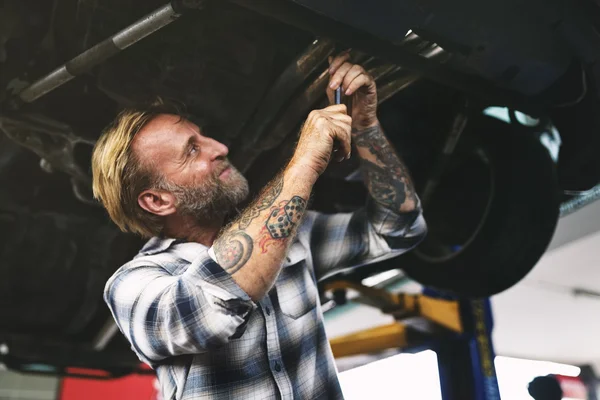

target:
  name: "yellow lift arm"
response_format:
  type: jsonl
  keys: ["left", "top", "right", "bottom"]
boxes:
{"left": 325, "top": 280, "right": 464, "bottom": 359}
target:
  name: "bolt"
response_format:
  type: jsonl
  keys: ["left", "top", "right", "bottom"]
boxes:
{"left": 40, "top": 158, "right": 54, "bottom": 173}
{"left": 0, "top": 344, "right": 8, "bottom": 355}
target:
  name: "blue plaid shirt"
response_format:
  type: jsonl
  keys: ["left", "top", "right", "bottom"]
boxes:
{"left": 104, "top": 198, "right": 427, "bottom": 399}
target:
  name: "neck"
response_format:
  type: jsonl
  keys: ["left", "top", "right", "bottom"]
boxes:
{"left": 163, "top": 213, "right": 224, "bottom": 247}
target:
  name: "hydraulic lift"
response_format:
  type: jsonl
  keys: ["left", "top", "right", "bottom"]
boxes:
{"left": 325, "top": 281, "right": 501, "bottom": 400}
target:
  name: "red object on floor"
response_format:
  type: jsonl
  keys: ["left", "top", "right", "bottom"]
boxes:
{"left": 555, "top": 374, "right": 588, "bottom": 399}
{"left": 60, "top": 368, "right": 158, "bottom": 400}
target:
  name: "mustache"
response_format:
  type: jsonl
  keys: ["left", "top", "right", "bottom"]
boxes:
{"left": 214, "top": 160, "right": 232, "bottom": 178}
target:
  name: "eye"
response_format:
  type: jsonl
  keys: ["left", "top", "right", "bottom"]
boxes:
{"left": 189, "top": 143, "right": 199, "bottom": 155}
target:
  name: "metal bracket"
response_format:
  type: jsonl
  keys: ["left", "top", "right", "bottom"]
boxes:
{"left": 0, "top": 113, "right": 97, "bottom": 204}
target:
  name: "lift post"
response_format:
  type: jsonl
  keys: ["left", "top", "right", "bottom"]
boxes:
{"left": 429, "top": 291, "right": 501, "bottom": 400}
{"left": 326, "top": 282, "right": 501, "bottom": 400}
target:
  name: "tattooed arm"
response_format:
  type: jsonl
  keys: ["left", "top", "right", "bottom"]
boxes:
{"left": 212, "top": 104, "right": 352, "bottom": 301}
{"left": 327, "top": 53, "right": 418, "bottom": 214}
{"left": 304, "top": 54, "right": 427, "bottom": 281}
{"left": 212, "top": 168, "right": 311, "bottom": 301}
{"left": 353, "top": 124, "right": 418, "bottom": 213}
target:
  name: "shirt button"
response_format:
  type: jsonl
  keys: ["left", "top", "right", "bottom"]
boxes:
{"left": 264, "top": 306, "right": 271, "bottom": 316}
{"left": 274, "top": 362, "right": 281, "bottom": 372}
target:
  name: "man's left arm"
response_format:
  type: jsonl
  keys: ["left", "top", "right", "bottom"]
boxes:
{"left": 354, "top": 123, "right": 418, "bottom": 214}
{"left": 308, "top": 54, "right": 427, "bottom": 280}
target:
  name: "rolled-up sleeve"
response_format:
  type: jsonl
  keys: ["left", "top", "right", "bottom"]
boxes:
{"left": 104, "top": 249, "right": 255, "bottom": 366}
{"left": 307, "top": 196, "right": 427, "bottom": 281}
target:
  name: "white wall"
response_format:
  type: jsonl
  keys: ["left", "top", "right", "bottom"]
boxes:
{"left": 493, "top": 199, "right": 600, "bottom": 371}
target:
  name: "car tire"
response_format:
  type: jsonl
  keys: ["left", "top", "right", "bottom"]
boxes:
{"left": 400, "top": 115, "right": 560, "bottom": 297}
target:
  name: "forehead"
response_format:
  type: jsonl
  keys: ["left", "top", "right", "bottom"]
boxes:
{"left": 132, "top": 113, "right": 199, "bottom": 164}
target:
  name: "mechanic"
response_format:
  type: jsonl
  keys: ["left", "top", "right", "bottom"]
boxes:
{"left": 91, "top": 54, "right": 427, "bottom": 399}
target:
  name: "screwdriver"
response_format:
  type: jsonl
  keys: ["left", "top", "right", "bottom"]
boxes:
{"left": 332, "top": 86, "right": 348, "bottom": 161}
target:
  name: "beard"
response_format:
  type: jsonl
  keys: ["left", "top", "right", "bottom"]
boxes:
{"left": 157, "top": 163, "right": 249, "bottom": 222}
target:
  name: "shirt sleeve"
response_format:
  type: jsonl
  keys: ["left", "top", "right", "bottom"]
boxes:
{"left": 306, "top": 196, "right": 427, "bottom": 281}
{"left": 103, "top": 248, "right": 255, "bottom": 366}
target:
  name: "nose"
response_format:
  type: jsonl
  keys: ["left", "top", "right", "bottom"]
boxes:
{"left": 206, "top": 137, "right": 229, "bottom": 161}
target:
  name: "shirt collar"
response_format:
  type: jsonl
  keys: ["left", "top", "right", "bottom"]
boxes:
{"left": 138, "top": 236, "right": 179, "bottom": 256}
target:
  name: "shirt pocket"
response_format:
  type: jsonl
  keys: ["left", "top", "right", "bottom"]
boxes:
{"left": 276, "top": 261, "right": 318, "bottom": 319}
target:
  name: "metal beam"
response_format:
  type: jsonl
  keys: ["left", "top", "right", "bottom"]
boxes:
{"left": 12, "top": 0, "right": 206, "bottom": 106}
{"left": 93, "top": 319, "right": 120, "bottom": 351}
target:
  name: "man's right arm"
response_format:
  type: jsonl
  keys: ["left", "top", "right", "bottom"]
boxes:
{"left": 104, "top": 253, "right": 257, "bottom": 364}
{"left": 213, "top": 166, "right": 313, "bottom": 301}
{"left": 213, "top": 104, "right": 352, "bottom": 301}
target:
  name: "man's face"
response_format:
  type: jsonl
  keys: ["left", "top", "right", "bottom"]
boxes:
{"left": 133, "top": 114, "right": 249, "bottom": 221}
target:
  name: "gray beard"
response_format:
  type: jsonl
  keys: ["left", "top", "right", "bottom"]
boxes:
{"left": 158, "top": 165, "right": 249, "bottom": 222}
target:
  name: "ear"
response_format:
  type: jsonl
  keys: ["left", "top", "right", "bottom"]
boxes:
{"left": 138, "top": 189, "right": 177, "bottom": 217}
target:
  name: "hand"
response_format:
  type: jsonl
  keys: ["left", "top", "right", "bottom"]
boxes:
{"left": 327, "top": 53, "right": 378, "bottom": 130}
{"left": 289, "top": 104, "right": 352, "bottom": 180}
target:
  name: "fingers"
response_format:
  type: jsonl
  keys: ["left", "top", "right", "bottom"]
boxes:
{"left": 322, "top": 105, "right": 351, "bottom": 155}
{"left": 328, "top": 118, "right": 352, "bottom": 161}
{"left": 328, "top": 52, "right": 351, "bottom": 76}
{"left": 328, "top": 117, "right": 352, "bottom": 131}
{"left": 326, "top": 86, "right": 335, "bottom": 105}
{"left": 328, "top": 55, "right": 373, "bottom": 102}
{"left": 307, "top": 105, "right": 352, "bottom": 161}
{"left": 335, "top": 126, "right": 352, "bottom": 161}
{"left": 329, "top": 61, "right": 353, "bottom": 91}
{"left": 326, "top": 111, "right": 352, "bottom": 124}
{"left": 323, "top": 103, "right": 348, "bottom": 114}
{"left": 345, "top": 73, "right": 372, "bottom": 96}
{"left": 339, "top": 65, "right": 364, "bottom": 93}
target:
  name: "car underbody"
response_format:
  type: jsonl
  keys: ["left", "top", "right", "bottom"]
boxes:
{"left": 0, "top": 0, "right": 599, "bottom": 377}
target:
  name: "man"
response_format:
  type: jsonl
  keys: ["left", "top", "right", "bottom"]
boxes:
{"left": 92, "top": 54, "right": 427, "bottom": 399}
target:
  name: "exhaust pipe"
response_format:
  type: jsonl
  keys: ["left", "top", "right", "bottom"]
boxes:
{"left": 14, "top": 0, "right": 205, "bottom": 105}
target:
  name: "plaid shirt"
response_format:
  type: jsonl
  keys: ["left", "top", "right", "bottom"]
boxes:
{"left": 104, "top": 198, "right": 426, "bottom": 400}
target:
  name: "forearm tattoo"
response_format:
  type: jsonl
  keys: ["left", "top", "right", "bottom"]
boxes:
{"left": 213, "top": 231, "right": 254, "bottom": 273}
{"left": 238, "top": 177, "right": 284, "bottom": 229}
{"left": 353, "top": 125, "right": 417, "bottom": 211}
{"left": 258, "top": 196, "right": 306, "bottom": 253}
{"left": 214, "top": 175, "right": 306, "bottom": 272}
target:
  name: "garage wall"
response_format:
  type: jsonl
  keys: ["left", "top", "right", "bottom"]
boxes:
{"left": 493, "top": 198, "right": 600, "bottom": 371}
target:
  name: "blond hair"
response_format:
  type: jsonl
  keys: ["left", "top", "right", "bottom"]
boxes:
{"left": 92, "top": 98, "right": 186, "bottom": 237}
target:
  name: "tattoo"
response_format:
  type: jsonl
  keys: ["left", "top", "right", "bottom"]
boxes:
{"left": 258, "top": 196, "right": 307, "bottom": 253}
{"left": 213, "top": 231, "right": 254, "bottom": 273}
{"left": 238, "top": 177, "right": 284, "bottom": 229}
{"left": 266, "top": 196, "right": 306, "bottom": 238}
{"left": 361, "top": 159, "right": 406, "bottom": 208}
{"left": 353, "top": 125, "right": 417, "bottom": 210}
{"left": 215, "top": 176, "right": 306, "bottom": 271}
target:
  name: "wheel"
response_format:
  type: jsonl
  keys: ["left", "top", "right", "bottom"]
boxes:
{"left": 401, "top": 115, "right": 560, "bottom": 297}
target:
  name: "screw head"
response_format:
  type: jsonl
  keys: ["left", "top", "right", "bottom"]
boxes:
{"left": 40, "top": 158, "right": 54, "bottom": 173}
